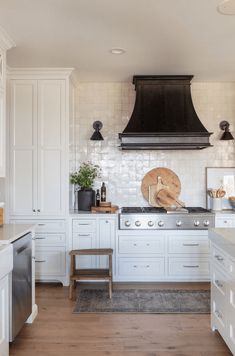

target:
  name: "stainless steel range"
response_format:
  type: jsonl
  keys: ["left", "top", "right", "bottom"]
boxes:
{"left": 119, "top": 207, "right": 215, "bottom": 230}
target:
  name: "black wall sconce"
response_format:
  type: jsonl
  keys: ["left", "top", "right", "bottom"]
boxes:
{"left": 219, "top": 121, "right": 234, "bottom": 140}
{"left": 90, "top": 121, "right": 104, "bottom": 141}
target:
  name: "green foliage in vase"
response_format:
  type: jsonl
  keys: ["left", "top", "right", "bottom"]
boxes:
{"left": 70, "top": 162, "right": 101, "bottom": 189}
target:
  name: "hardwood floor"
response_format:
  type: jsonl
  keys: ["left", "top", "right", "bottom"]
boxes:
{"left": 10, "top": 283, "right": 232, "bottom": 356}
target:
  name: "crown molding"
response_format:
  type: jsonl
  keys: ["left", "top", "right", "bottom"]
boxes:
{"left": 7, "top": 67, "right": 75, "bottom": 79}
{"left": 0, "top": 26, "right": 16, "bottom": 51}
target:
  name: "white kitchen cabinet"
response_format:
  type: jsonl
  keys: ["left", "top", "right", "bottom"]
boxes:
{"left": 215, "top": 213, "right": 235, "bottom": 228}
{"left": 0, "top": 32, "right": 15, "bottom": 178}
{"left": 9, "top": 78, "right": 67, "bottom": 217}
{"left": 71, "top": 215, "right": 116, "bottom": 272}
{"left": 116, "top": 230, "right": 209, "bottom": 282}
{"left": 0, "top": 276, "right": 9, "bottom": 356}
{"left": 11, "top": 219, "right": 68, "bottom": 286}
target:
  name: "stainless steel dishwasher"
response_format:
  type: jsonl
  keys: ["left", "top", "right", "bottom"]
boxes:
{"left": 10, "top": 232, "right": 32, "bottom": 341}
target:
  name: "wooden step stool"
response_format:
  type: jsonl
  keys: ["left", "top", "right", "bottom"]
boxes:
{"left": 69, "top": 248, "right": 113, "bottom": 300}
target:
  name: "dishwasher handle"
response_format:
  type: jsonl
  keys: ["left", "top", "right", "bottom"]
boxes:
{"left": 15, "top": 244, "right": 30, "bottom": 255}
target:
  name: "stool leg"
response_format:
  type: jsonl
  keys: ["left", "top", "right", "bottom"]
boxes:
{"left": 69, "top": 255, "right": 75, "bottom": 300}
{"left": 109, "top": 254, "right": 113, "bottom": 299}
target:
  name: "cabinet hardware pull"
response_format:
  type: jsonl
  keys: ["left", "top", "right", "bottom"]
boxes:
{"left": 183, "top": 243, "right": 199, "bottom": 246}
{"left": 215, "top": 280, "right": 223, "bottom": 288}
{"left": 35, "top": 260, "right": 46, "bottom": 263}
{"left": 146, "top": 265, "right": 150, "bottom": 268}
{"left": 79, "top": 223, "right": 90, "bottom": 225}
{"left": 38, "top": 224, "right": 45, "bottom": 226}
{"left": 133, "top": 243, "right": 137, "bottom": 246}
{"left": 215, "top": 310, "right": 222, "bottom": 319}
{"left": 37, "top": 209, "right": 40, "bottom": 212}
{"left": 215, "top": 255, "right": 224, "bottom": 261}
{"left": 183, "top": 265, "right": 199, "bottom": 268}
{"left": 133, "top": 265, "right": 137, "bottom": 268}
{"left": 35, "top": 237, "right": 46, "bottom": 240}
{"left": 146, "top": 243, "right": 150, "bottom": 246}
{"left": 33, "top": 209, "right": 36, "bottom": 212}
{"left": 106, "top": 221, "right": 109, "bottom": 223}
{"left": 78, "top": 234, "right": 90, "bottom": 237}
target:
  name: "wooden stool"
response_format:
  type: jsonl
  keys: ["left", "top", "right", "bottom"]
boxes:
{"left": 69, "top": 248, "right": 113, "bottom": 300}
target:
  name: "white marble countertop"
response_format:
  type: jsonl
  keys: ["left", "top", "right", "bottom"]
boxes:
{"left": 70, "top": 210, "right": 118, "bottom": 216}
{"left": 0, "top": 224, "right": 35, "bottom": 244}
{"left": 209, "top": 228, "right": 235, "bottom": 257}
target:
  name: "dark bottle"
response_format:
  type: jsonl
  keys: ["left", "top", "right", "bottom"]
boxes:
{"left": 101, "top": 182, "right": 106, "bottom": 202}
{"left": 96, "top": 189, "right": 100, "bottom": 207}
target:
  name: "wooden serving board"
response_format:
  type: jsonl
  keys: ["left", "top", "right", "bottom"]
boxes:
{"left": 91, "top": 205, "right": 119, "bottom": 214}
{"left": 141, "top": 167, "right": 181, "bottom": 207}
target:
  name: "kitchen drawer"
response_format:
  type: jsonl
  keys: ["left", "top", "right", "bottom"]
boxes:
{"left": 215, "top": 217, "right": 235, "bottom": 228}
{"left": 10, "top": 219, "right": 66, "bottom": 232}
{"left": 72, "top": 219, "right": 96, "bottom": 232}
{"left": 168, "top": 257, "right": 210, "bottom": 277}
{"left": 34, "top": 233, "right": 66, "bottom": 247}
{"left": 118, "top": 257, "right": 165, "bottom": 277}
{"left": 35, "top": 247, "right": 66, "bottom": 277}
{"left": 118, "top": 235, "right": 165, "bottom": 254}
{"left": 212, "top": 288, "right": 226, "bottom": 331}
{"left": 168, "top": 235, "right": 209, "bottom": 254}
{"left": 212, "top": 266, "right": 227, "bottom": 297}
{"left": 212, "top": 245, "right": 228, "bottom": 271}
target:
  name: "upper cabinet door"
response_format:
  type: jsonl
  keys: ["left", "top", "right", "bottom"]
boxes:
{"left": 9, "top": 80, "right": 38, "bottom": 216}
{"left": 37, "top": 80, "right": 66, "bottom": 216}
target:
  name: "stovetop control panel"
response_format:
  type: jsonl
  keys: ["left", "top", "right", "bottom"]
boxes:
{"left": 119, "top": 212, "right": 215, "bottom": 230}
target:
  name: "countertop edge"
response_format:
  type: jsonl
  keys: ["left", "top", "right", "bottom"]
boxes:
{"left": 0, "top": 224, "right": 36, "bottom": 244}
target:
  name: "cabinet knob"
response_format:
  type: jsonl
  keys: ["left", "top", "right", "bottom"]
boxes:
{"left": 37, "top": 209, "right": 40, "bottom": 212}
{"left": 33, "top": 209, "right": 36, "bottom": 212}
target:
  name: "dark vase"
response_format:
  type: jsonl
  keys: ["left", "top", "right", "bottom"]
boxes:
{"left": 77, "top": 189, "right": 95, "bottom": 211}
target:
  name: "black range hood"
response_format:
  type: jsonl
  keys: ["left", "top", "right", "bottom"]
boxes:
{"left": 119, "top": 75, "right": 213, "bottom": 150}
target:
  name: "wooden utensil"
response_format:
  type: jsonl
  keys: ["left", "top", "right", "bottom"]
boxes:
{"left": 156, "top": 189, "right": 185, "bottom": 208}
{"left": 142, "top": 168, "right": 181, "bottom": 206}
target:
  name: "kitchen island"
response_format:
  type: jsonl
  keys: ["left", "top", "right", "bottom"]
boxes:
{"left": 209, "top": 228, "right": 235, "bottom": 355}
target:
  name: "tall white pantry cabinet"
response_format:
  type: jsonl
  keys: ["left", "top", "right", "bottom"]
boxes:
{"left": 7, "top": 68, "right": 75, "bottom": 285}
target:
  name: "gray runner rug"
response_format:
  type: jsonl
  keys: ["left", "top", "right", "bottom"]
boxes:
{"left": 73, "top": 289, "right": 210, "bottom": 314}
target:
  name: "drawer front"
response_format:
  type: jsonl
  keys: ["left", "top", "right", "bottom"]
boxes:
{"left": 215, "top": 217, "right": 235, "bottom": 228}
{"left": 212, "top": 266, "right": 227, "bottom": 297}
{"left": 118, "top": 235, "right": 165, "bottom": 254}
{"left": 35, "top": 233, "right": 66, "bottom": 247}
{"left": 211, "top": 288, "right": 226, "bottom": 331}
{"left": 10, "top": 219, "right": 66, "bottom": 232}
{"left": 72, "top": 219, "right": 96, "bottom": 232}
{"left": 212, "top": 246, "right": 228, "bottom": 271}
{"left": 35, "top": 247, "right": 66, "bottom": 277}
{"left": 168, "top": 257, "right": 210, "bottom": 277}
{"left": 118, "top": 257, "right": 165, "bottom": 277}
{"left": 168, "top": 236, "right": 209, "bottom": 254}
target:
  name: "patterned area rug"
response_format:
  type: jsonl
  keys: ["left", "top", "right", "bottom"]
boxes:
{"left": 73, "top": 289, "right": 210, "bottom": 314}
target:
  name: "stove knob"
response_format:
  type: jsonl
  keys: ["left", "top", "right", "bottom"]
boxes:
{"left": 135, "top": 220, "right": 141, "bottom": 227}
{"left": 176, "top": 220, "right": 182, "bottom": 227}
{"left": 148, "top": 221, "right": 154, "bottom": 227}
{"left": 194, "top": 220, "right": 200, "bottom": 227}
{"left": 204, "top": 220, "right": 210, "bottom": 227}
{"left": 158, "top": 220, "right": 164, "bottom": 227}
{"left": 125, "top": 220, "right": 131, "bottom": 227}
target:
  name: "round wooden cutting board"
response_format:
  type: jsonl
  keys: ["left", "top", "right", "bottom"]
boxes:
{"left": 141, "top": 167, "right": 181, "bottom": 207}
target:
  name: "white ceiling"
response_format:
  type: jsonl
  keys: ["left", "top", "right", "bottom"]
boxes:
{"left": 0, "top": 0, "right": 235, "bottom": 81}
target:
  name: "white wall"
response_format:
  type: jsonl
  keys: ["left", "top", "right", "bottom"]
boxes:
{"left": 71, "top": 82, "right": 235, "bottom": 208}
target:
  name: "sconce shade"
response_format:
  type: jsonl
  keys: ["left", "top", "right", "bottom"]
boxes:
{"left": 219, "top": 120, "right": 234, "bottom": 141}
{"left": 221, "top": 131, "right": 234, "bottom": 141}
{"left": 90, "top": 121, "right": 104, "bottom": 141}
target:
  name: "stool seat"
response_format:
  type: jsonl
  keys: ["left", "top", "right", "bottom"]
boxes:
{"left": 69, "top": 248, "right": 113, "bottom": 300}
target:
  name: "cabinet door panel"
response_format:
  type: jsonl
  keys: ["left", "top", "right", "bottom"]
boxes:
{"left": 9, "top": 80, "right": 37, "bottom": 216}
{"left": 99, "top": 219, "right": 115, "bottom": 268}
{"left": 37, "top": 80, "right": 66, "bottom": 216}
{"left": 73, "top": 234, "right": 97, "bottom": 269}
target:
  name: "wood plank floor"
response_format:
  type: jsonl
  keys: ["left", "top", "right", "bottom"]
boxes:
{"left": 10, "top": 283, "right": 232, "bottom": 356}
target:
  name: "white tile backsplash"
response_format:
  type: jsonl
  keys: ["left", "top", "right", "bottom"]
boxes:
{"left": 71, "top": 82, "right": 235, "bottom": 208}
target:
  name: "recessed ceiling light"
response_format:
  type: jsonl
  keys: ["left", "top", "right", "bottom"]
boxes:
{"left": 109, "top": 48, "right": 126, "bottom": 55}
{"left": 217, "top": 0, "right": 235, "bottom": 15}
